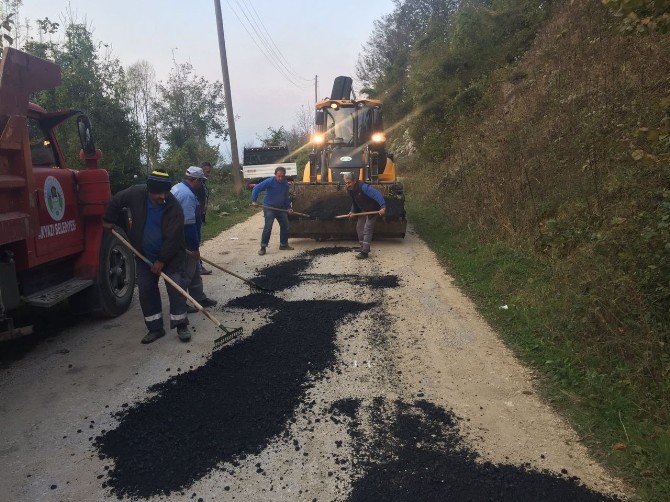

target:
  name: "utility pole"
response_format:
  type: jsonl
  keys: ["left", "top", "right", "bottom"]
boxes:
{"left": 214, "top": 0, "right": 243, "bottom": 195}
{"left": 314, "top": 75, "right": 318, "bottom": 103}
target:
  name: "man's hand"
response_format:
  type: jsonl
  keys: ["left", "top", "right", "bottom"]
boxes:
{"left": 288, "top": 208, "right": 294, "bottom": 214}
{"left": 347, "top": 212, "right": 354, "bottom": 219}
{"left": 150, "top": 260, "right": 165, "bottom": 275}
{"left": 190, "top": 250, "right": 201, "bottom": 261}
{"left": 378, "top": 207, "right": 386, "bottom": 216}
{"left": 102, "top": 221, "right": 114, "bottom": 231}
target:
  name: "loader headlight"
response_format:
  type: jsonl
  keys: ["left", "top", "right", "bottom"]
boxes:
{"left": 371, "top": 133, "right": 385, "bottom": 143}
{"left": 312, "top": 134, "right": 325, "bottom": 145}
{"left": 330, "top": 103, "right": 339, "bottom": 110}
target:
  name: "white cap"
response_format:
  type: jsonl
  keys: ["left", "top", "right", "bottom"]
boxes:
{"left": 185, "top": 166, "right": 207, "bottom": 180}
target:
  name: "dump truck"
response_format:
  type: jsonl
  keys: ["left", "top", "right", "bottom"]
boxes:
{"left": 0, "top": 47, "right": 136, "bottom": 341}
{"left": 242, "top": 145, "right": 297, "bottom": 188}
{"left": 289, "top": 76, "right": 406, "bottom": 239}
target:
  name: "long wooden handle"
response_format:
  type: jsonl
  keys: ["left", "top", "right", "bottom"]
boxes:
{"left": 111, "top": 229, "right": 223, "bottom": 328}
{"left": 260, "top": 204, "right": 310, "bottom": 218}
{"left": 335, "top": 211, "right": 383, "bottom": 219}
{"left": 187, "top": 250, "right": 272, "bottom": 292}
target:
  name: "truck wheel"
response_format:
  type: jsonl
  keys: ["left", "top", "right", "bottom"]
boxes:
{"left": 71, "top": 227, "right": 136, "bottom": 317}
{"left": 95, "top": 227, "right": 136, "bottom": 317}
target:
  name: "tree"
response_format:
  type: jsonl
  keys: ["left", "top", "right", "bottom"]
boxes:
{"left": 126, "top": 60, "right": 159, "bottom": 172}
{"left": 0, "top": 0, "right": 23, "bottom": 49}
{"left": 155, "top": 60, "right": 227, "bottom": 176}
{"left": 24, "top": 21, "right": 143, "bottom": 192}
{"left": 356, "top": 0, "right": 458, "bottom": 121}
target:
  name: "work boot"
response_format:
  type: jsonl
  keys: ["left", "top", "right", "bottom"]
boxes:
{"left": 177, "top": 324, "right": 192, "bottom": 342}
{"left": 199, "top": 297, "right": 218, "bottom": 308}
{"left": 258, "top": 247, "right": 266, "bottom": 256}
{"left": 141, "top": 328, "right": 165, "bottom": 344}
{"left": 355, "top": 252, "right": 369, "bottom": 260}
{"left": 279, "top": 244, "right": 294, "bottom": 250}
{"left": 200, "top": 266, "right": 212, "bottom": 276}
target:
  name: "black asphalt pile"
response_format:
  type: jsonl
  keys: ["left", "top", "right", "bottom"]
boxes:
{"left": 299, "top": 273, "right": 400, "bottom": 290}
{"left": 94, "top": 296, "right": 374, "bottom": 499}
{"left": 334, "top": 398, "right": 619, "bottom": 502}
{"left": 249, "top": 245, "right": 400, "bottom": 292}
{"left": 303, "top": 198, "right": 351, "bottom": 220}
{"left": 251, "top": 247, "right": 360, "bottom": 291}
{"left": 226, "top": 292, "right": 284, "bottom": 311}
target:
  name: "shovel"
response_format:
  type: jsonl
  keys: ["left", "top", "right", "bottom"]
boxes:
{"left": 335, "top": 210, "right": 384, "bottom": 219}
{"left": 111, "top": 229, "right": 242, "bottom": 349}
{"left": 187, "top": 250, "right": 275, "bottom": 293}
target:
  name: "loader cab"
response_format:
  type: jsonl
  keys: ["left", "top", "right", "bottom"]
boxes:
{"left": 307, "top": 99, "right": 393, "bottom": 184}
{"left": 323, "top": 103, "right": 356, "bottom": 146}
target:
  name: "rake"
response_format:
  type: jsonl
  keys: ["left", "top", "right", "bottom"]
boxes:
{"left": 187, "top": 250, "right": 275, "bottom": 293}
{"left": 111, "top": 229, "right": 242, "bottom": 349}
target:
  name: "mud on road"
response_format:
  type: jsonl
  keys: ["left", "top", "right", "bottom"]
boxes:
{"left": 0, "top": 213, "right": 627, "bottom": 500}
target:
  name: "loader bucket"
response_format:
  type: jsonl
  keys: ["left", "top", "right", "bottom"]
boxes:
{"left": 289, "top": 182, "right": 407, "bottom": 240}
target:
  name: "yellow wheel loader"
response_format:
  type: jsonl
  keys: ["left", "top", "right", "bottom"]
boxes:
{"left": 289, "top": 76, "right": 406, "bottom": 240}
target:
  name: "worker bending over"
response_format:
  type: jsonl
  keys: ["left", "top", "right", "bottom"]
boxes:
{"left": 171, "top": 166, "right": 218, "bottom": 317}
{"left": 103, "top": 170, "right": 192, "bottom": 343}
{"left": 251, "top": 165, "right": 294, "bottom": 256}
{"left": 343, "top": 171, "right": 386, "bottom": 259}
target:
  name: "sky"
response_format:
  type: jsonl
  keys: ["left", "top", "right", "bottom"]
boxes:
{"left": 18, "top": 0, "right": 395, "bottom": 160}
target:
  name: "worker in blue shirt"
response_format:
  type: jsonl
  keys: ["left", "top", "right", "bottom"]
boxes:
{"left": 171, "top": 166, "right": 218, "bottom": 332}
{"left": 251, "top": 166, "right": 294, "bottom": 256}
{"left": 343, "top": 171, "right": 386, "bottom": 259}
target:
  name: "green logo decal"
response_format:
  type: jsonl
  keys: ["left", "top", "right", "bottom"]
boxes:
{"left": 44, "top": 176, "right": 65, "bottom": 221}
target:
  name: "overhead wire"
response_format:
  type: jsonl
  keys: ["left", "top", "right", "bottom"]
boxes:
{"left": 231, "top": 0, "right": 310, "bottom": 87}
{"left": 240, "top": 0, "right": 312, "bottom": 82}
{"left": 225, "top": 0, "right": 311, "bottom": 89}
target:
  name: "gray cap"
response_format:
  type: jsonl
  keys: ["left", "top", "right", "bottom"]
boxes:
{"left": 185, "top": 166, "right": 207, "bottom": 180}
{"left": 342, "top": 172, "right": 354, "bottom": 181}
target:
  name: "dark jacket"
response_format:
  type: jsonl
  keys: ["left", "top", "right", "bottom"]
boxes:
{"left": 103, "top": 184, "right": 186, "bottom": 273}
{"left": 193, "top": 180, "right": 208, "bottom": 222}
{"left": 349, "top": 181, "right": 386, "bottom": 213}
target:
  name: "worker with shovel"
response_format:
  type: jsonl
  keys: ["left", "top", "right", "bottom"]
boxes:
{"left": 171, "top": 166, "right": 218, "bottom": 316}
{"left": 251, "top": 165, "right": 294, "bottom": 256}
{"left": 103, "top": 170, "right": 193, "bottom": 344}
{"left": 343, "top": 172, "right": 386, "bottom": 259}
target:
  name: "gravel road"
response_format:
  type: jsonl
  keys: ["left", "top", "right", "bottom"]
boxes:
{"left": 0, "top": 212, "right": 628, "bottom": 501}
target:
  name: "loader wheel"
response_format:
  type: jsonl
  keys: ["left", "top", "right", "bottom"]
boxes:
{"left": 71, "top": 227, "right": 136, "bottom": 317}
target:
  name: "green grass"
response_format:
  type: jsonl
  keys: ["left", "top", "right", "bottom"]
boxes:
{"left": 200, "top": 172, "right": 256, "bottom": 242}
{"left": 407, "top": 197, "right": 670, "bottom": 501}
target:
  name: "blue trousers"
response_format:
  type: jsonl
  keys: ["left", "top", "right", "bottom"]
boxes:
{"left": 136, "top": 258, "right": 188, "bottom": 331}
{"left": 261, "top": 209, "right": 289, "bottom": 247}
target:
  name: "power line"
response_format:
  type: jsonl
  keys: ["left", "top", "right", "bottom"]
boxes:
{"left": 231, "top": 0, "right": 310, "bottom": 87}
{"left": 225, "top": 0, "right": 310, "bottom": 89}
{"left": 240, "top": 0, "right": 311, "bottom": 82}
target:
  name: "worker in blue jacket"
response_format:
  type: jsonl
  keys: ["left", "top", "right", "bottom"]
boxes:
{"left": 251, "top": 166, "right": 294, "bottom": 256}
{"left": 171, "top": 166, "right": 218, "bottom": 335}
{"left": 343, "top": 171, "right": 386, "bottom": 259}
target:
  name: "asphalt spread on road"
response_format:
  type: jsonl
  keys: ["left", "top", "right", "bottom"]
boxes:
{"left": 93, "top": 246, "right": 619, "bottom": 501}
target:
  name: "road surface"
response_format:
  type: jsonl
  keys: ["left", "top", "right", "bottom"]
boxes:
{"left": 0, "top": 212, "right": 627, "bottom": 500}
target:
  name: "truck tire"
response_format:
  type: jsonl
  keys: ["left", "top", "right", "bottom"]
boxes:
{"left": 71, "top": 227, "right": 136, "bottom": 317}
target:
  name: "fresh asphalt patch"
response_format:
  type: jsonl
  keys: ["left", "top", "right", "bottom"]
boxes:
{"left": 330, "top": 398, "right": 620, "bottom": 502}
{"left": 93, "top": 247, "right": 617, "bottom": 501}
{"left": 94, "top": 294, "right": 374, "bottom": 498}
